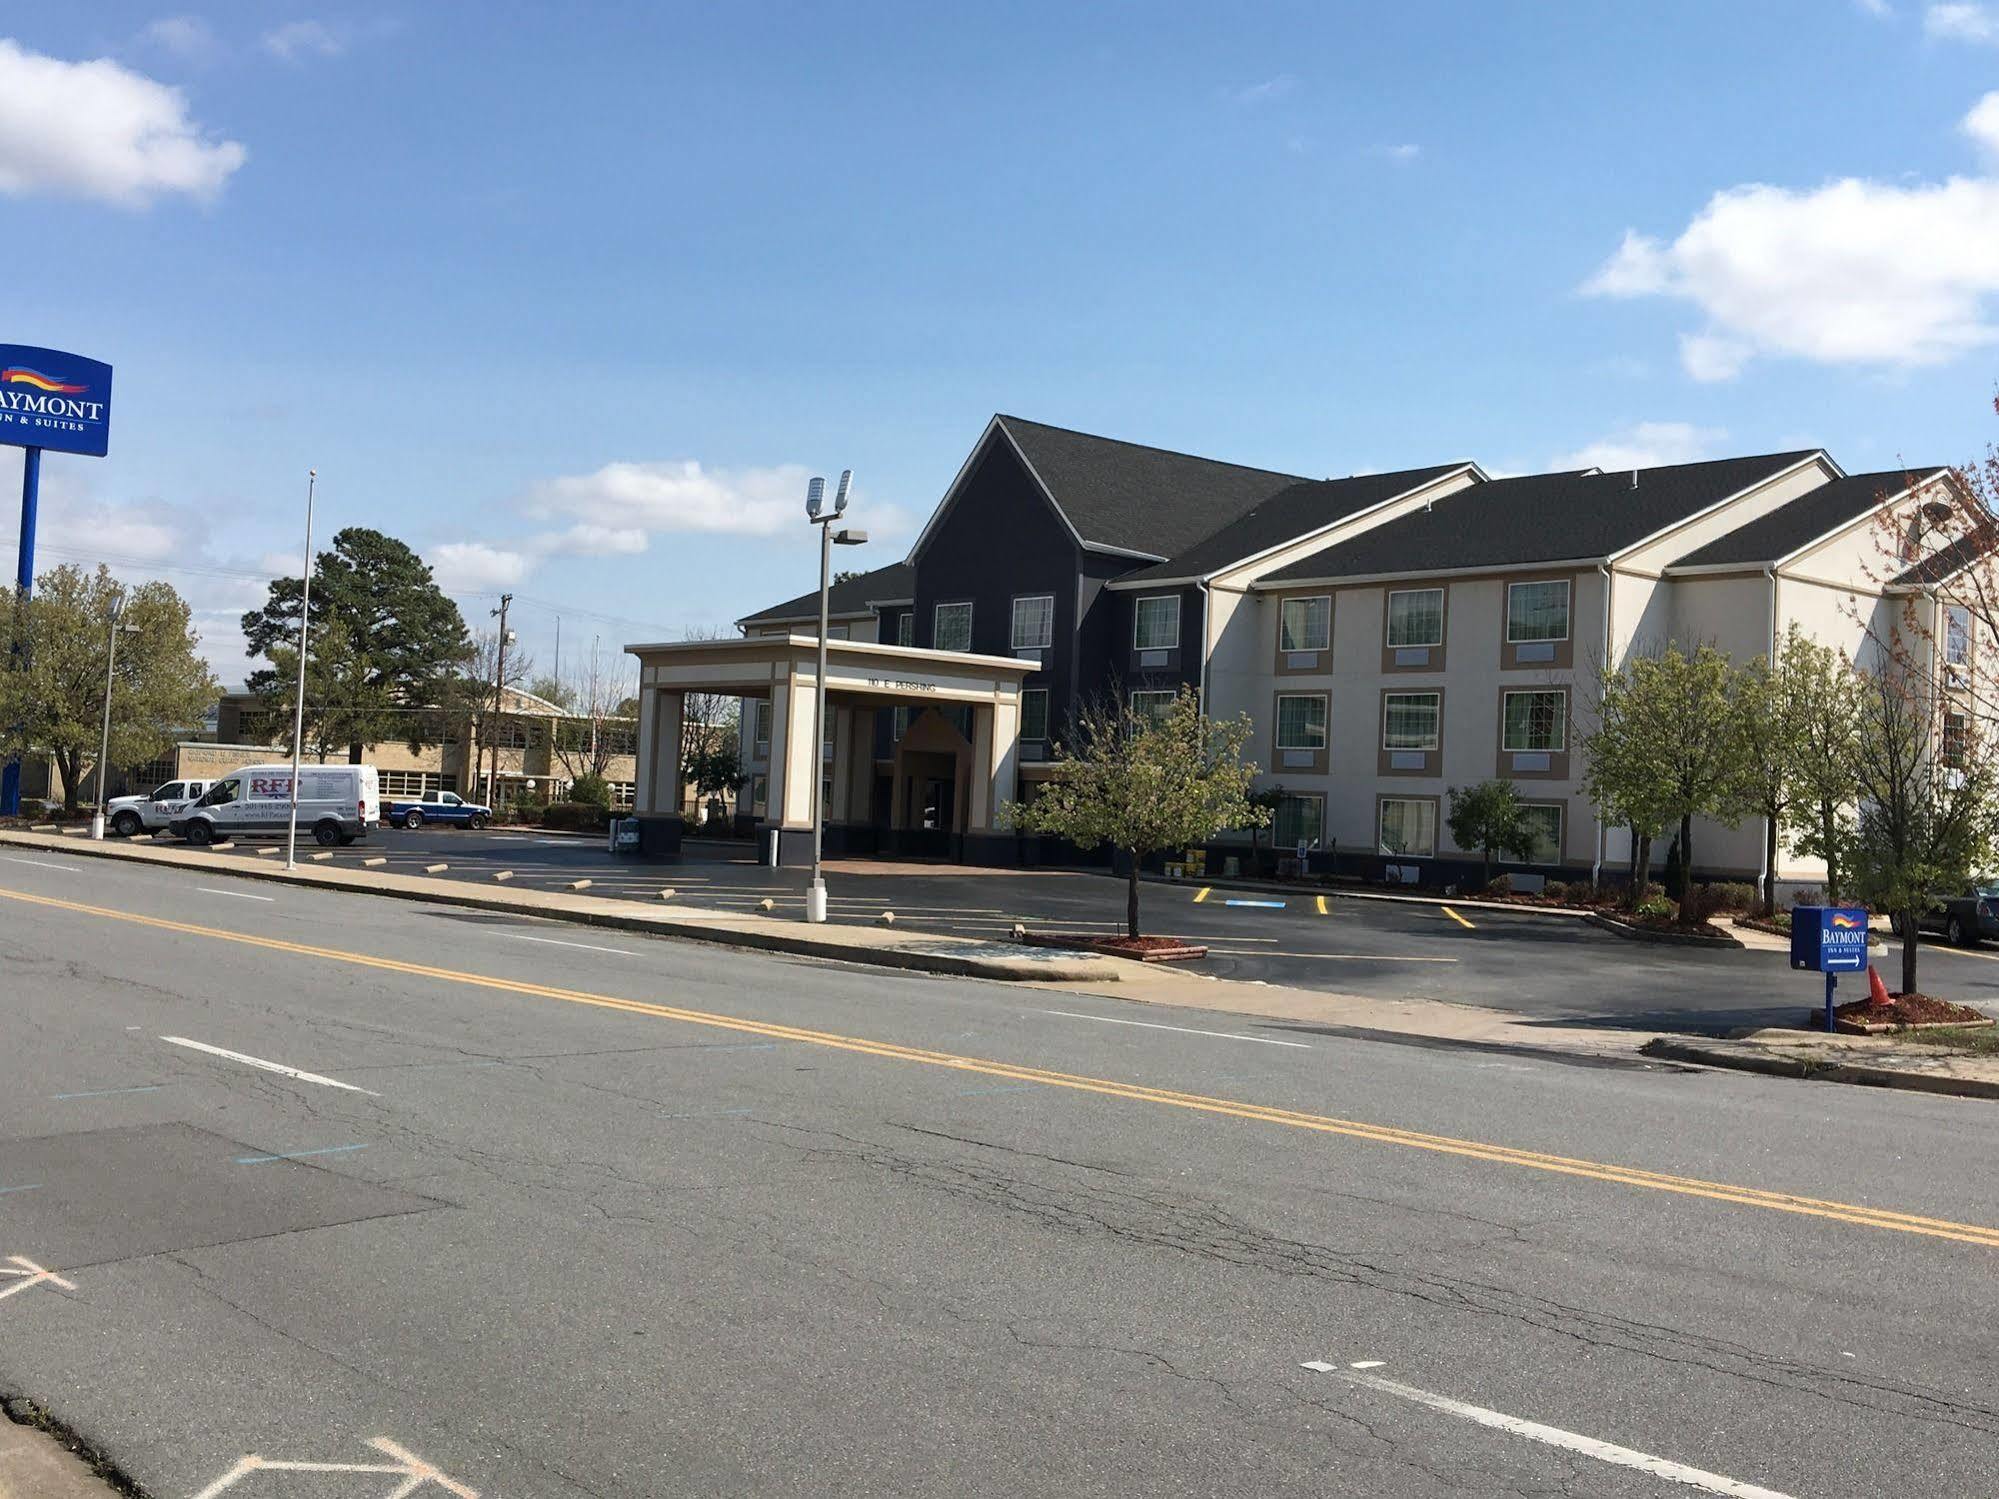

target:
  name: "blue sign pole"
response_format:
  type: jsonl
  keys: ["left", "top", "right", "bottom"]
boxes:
{"left": 1825, "top": 971, "right": 1837, "bottom": 1036}
{"left": 0, "top": 445, "right": 39, "bottom": 815}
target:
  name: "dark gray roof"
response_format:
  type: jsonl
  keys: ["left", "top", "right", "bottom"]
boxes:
{"left": 997, "top": 415, "right": 1310, "bottom": 559}
{"left": 1266, "top": 451, "right": 1823, "bottom": 582}
{"left": 1113, "top": 462, "right": 1474, "bottom": 584}
{"left": 1671, "top": 469, "right": 1944, "bottom": 569}
{"left": 1892, "top": 531, "right": 1994, "bottom": 587}
{"left": 739, "top": 559, "right": 914, "bottom": 625}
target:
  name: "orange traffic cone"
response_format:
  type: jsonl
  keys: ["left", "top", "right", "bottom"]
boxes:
{"left": 1867, "top": 965, "right": 1893, "bottom": 1007}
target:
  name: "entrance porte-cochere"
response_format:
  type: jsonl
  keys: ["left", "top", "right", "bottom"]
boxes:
{"left": 624, "top": 635, "right": 1035, "bottom": 863}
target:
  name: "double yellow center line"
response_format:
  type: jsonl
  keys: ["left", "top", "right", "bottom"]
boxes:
{"left": 6, "top": 884, "right": 1996, "bottom": 1249}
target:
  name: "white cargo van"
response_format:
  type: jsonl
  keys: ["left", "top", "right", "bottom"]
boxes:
{"left": 170, "top": 763, "right": 379, "bottom": 846}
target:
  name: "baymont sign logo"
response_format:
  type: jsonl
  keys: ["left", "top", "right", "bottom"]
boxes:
{"left": 0, "top": 343, "right": 114, "bottom": 458}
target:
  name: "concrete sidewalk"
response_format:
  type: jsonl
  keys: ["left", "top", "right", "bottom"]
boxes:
{"left": 0, "top": 1412, "right": 121, "bottom": 1499}
{"left": 1644, "top": 1030, "right": 1999, "bottom": 1101}
{"left": 0, "top": 829, "right": 1119, "bottom": 985}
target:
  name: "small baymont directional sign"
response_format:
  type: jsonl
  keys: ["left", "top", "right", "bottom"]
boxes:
{"left": 1818, "top": 907, "right": 1869, "bottom": 973}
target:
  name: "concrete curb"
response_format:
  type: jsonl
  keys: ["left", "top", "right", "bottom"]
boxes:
{"left": 0, "top": 830, "right": 1121, "bottom": 986}
{"left": 1583, "top": 912, "right": 1744, "bottom": 949}
{"left": 0, "top": 1407, "right": 125, "bottom": 1499}
{"left": 1641, "top": 1037, "right": 1999, "bottom": 1102}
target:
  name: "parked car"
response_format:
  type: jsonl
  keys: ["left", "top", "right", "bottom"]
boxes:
{"left": 385, "top": 789, "right": 491, "bottom": 830}
{"left": 169, "top": 763, "right": 380, "bottom": 847}
{"left": 104, "top": 779, "right": 210, "bottom": 837}
{"left": 1888, "top": 880, "right": 1999, "bottom": 947}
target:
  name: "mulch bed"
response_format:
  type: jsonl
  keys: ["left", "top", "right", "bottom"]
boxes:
{"left": 1816, "top": 992, "right": 1995, "bottom": 1034}
{"left": 1732, "top": 914, "right": 1790, "bottom": 937}
{"left": 1020, "top": 932, "right": 1209, "bottom": 963}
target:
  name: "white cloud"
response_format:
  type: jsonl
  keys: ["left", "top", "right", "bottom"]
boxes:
{"left": 138, "top": 16, "right": 222, "bottom": 64}
{"left": 1927, "top": 2, "right": 1999, "bottom": 40}
{"left": 428, "top": 541, "right": 531, "bottom": 592}
{"left": 534, "top": 523, "right": 650, "bottom": 558}
{"left": 1373, "top": 143, "right": 1421, "bottom": 165}
{"left": 0, "top": 39, "right": 246, "bottom": 206}
{"left": 1550, "top": 422, "right": 1727, "bottom": 473}
{"left": 1583, "top": 100, "right": 1999, "bottom": 380}
{"left": 1856, "top": 0, "right": 1894, "bottom": 15}
{"left": 1965, "top": 90, "right": 1999, "bottom": 156}
{"left": 1233, "top": 74, "right": 1297, "bottom": 105}
{"left": 261, "top": 19, "right": 345, "bottom": 61}
{"left": 524, "top": 460, "right": 823, "bottom": 537}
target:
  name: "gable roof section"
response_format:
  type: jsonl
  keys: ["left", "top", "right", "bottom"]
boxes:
{"left": 1669, "top": 469, "right": 1946, "bottom": 570}
{"left": 1264, "top": 451, "right": 1822, "bottom": 583}
{"left": 1110, "top": 462, "right": 1477, "bottom": 586}
{"left": 739, "top": 559, "right": 915, "bottom": 626}
{"left": 994, "top": 415, "right": 1312, "bottom": 560}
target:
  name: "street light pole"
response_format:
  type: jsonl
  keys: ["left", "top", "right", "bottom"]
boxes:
{"left": 88, "top": 592, "right": 135, "bottom": 840}
{"left": 803, "top": 471, "right": 864, "bottom": 924}
{"left": 285, "top": 469, "right": 317, "bottom": 870}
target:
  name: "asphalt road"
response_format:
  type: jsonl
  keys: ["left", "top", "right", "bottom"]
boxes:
{"left": 139, "top": 824, "right": 1999, "bottom": 1034}
{"left": 2, "top": 849, "right": 1998, "bottom": 1497}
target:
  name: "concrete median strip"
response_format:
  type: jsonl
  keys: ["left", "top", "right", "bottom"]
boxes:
{"left": 0, "top": 829, "right": 1122, "bottom": 985}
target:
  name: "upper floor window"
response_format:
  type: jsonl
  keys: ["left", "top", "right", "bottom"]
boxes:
{"left": 1506, "top": 580, "right": 1570, "bottom": 644}
{"left": 1946, "top": 604, "right": 1971, "bottom": 667}
{"left": 1387, "top": 588, "right": 1445, "bottom": 648}
{"left": 934, "top": 601, "right": 973, "bottom": 653}
{"left": 752, "top": 700, "right": 772, "bottom": 759}
{"left": 1502, "top": 690, "right": 1567, "bottom": 752}
{"left": 1382, "top": 691, "right": 1441, "bottom": 751}
{"left": 1134, "top": 595, "right": 1181, "bottom": 651}
{"left": 1011, "top": 594, "right": 1055, "bottom": 651}
{"left": 895, "top": 612, "right": 914, "bottom": 648}
{"left": 1279, "top": 596, "right": 1330, "bottom": 653}
{"left": 1275, "top": 693, "right": 1329, "bottom": 750}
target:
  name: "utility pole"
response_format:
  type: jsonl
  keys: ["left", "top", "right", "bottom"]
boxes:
{"left": 487, "top": 593, "right": 512, "bottom": 810}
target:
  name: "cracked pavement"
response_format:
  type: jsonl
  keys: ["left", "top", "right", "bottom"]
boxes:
{"left": 2, "top": 852, "right": 1997, "bottom": 1496}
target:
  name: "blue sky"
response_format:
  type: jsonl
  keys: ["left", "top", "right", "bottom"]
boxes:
{"left": 4, "top": 1, "right": 1999, "bottom": 685}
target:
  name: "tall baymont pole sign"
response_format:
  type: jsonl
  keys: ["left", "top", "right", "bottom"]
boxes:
{"left": 1, "top": 343, "right": 115, "bottom": 814}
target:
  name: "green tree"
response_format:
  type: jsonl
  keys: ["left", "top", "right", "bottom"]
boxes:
{"left": 0, "top": 565, "right": 218, "bottom": 813}
{"left": 242, "top": 528, "right": 473, "bottom": 763}
{"left": 567, "top": 772, "right": 612, "bottom": 808}
{"left": 1445, "top": 779, "right": 1536, "bottom": 890}
{"left": 686, "top": 743, "right": 744, "bottom": 806}
{"left": 1007, "top": 688, "right": 1265, "bottom": 938}
{"left": 1780, "top": 632, "right": 1865, "bottom": 903}
{"left": 1845, "top": 666, "right": 1996, "bottom": 995}
{"left": 1241, "top": 782, "right": 1287, "bottom": 873}
{"left": 1734, "top": 626, "right": 1832, "bottom": 915}
{"left": 1584, "top": 643, "right": 1745, "bottom": 921}
{"left": 526, "top": 674, "right": 577, "bottom": 709}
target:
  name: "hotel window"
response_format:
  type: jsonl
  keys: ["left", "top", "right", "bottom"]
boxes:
{"left": 896, "top": 612, "right": 914, "bottom": 648}
{"left": 892, "top": 705, "right": 913, "bottom": 741}
{"left": 1011, "top": 595, "right": 1055, "bottom": 651}
{"left": 1273, "top": 793, "right": 1326, "bottom": 850}
{"left": 1519, "top": 804, "right": 1563, "bottom": 862}
{"left": 1945, "top": 711, "right": 1968, "bottom": 769}
{"left": 1275, "top": 693, "right": 1328, "bottom": 750}
{"left": 934, "top": 601, "right": 973, "bottom": 653}
{"left": 1947, "top": 604, "right": 1971, "bottom": 667}
{"left": 1506, "top": 580, "right": 1570, "bottom": 643}
{"left": 1020, "top": 688, "right": 1050, "bottom": 742}
{"left": 1134, "top": 595, "right": 1181, "bottom": 650}
{"left": 1279, "top": 596, "right": 1330, "bottom": 653}
{"left": 825, "top": 623, "right": 850, "bottom": 640}
{"left": 750, "top": 774, "right": 768, "bottom": 812}
{"left": 1131, "top": 689, "right": 1177, "bottom": 727}
{"left": 1502, "top": 690, "right": 1567, "bottom": 752}
{"left": 752, "top": 701, "right": 771, "bottom": 760}
{"left": 1382, "top": 691, "right": 1441, "bottom": 751}
{"left": 1378, "top": 797, "right": 1437, "bottom": 857}
{"left": 1386, "top": 588, "right": 1445, "bottom": 648}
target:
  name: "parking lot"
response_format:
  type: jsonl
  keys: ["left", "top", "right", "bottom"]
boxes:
{"left": 132, "top": 822, "right": 1999, "bottom": 1035}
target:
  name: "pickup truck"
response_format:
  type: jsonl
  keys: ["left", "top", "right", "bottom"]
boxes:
{"left": 385, "top": 789, "right": 492, "bottom": 830}
{"left": 105, "top": 779, "right": 211, "bottom": 837}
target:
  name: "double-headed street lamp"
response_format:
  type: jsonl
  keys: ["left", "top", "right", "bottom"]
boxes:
{"left": 804, "top": 470, "right": 867, "bottom": 924}
{"left": 87, "top": 592, "right": 141, "bottom": 841}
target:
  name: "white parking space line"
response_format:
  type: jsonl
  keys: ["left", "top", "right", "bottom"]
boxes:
{"left": 1042, "top": 1010, "right": 1311, "bottom": 1048}
{"left": 1300, "top": 1362, "right": 1792, "bottom": 1498}
{"left": 159, "top": 1036, "right": 381, "bottom": 1095}
{"left": 1, "top": 855, "right": 76, "bottom": 872}
{"left": 197, "top": 887, "right": 276, "bottom": 902}
{"left": 1206, "top": 948, "right": 1460, "bottom": 962}
{"left": 497, "top": 932, "right": 638, "bottom": 957}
